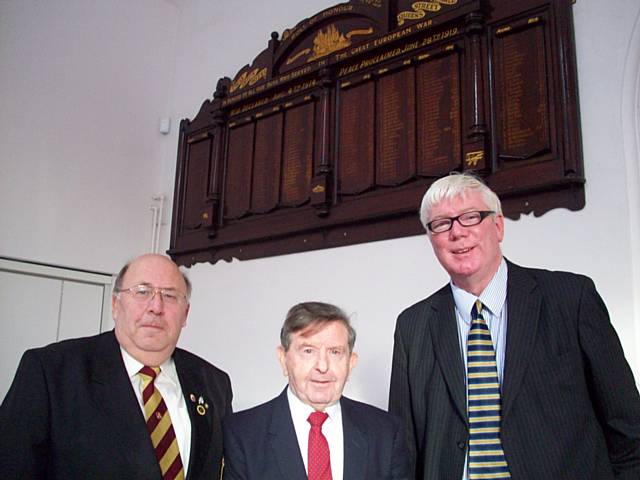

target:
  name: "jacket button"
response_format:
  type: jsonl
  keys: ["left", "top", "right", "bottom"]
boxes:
{"left": 457, "top": 440, "right": 466, "bottom": 449}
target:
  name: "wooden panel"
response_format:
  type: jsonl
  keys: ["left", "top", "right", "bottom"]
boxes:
{"left": 416, "top": 52, "right": 462, "bottom": 176}
{"left": 181, "top": 134, "right": 214, "bottom": 230}
{"left": 281, "top": 102, "right": 315, "bottom": 206}
{"left": 494, "top": 20, "right": 551, "bottom": 162}
{"left": 339, "top": 81, "right": 375, "bottom": 195}
{"left": 376, "top": 67, "right": 416, "bottom": 186}
{"left": 224, "top": 124, "right": 254, "bottom": 219}
{"left": 251, "top": 113, "right": 283, "bottom": 213}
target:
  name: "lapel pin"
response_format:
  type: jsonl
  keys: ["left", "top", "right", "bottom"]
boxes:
{"left": 190, "top": 393, "right": 209, "bottom": 416}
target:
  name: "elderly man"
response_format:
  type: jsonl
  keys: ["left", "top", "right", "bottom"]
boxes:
{"left": 223, "top": 301, "right": 409, "bottom": 480}
{"left": 389, "top": 172, "right": 640, "bottom": 479}
{"left": 0, "top": 253, "right": 232, "bottom": 479}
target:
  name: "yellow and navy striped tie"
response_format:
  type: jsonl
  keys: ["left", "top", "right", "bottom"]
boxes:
{"left": 467, "top": 300, "right": 511, "bottom": 479}
{"left": 139, "top": 366, "right": 185, "bottom": 480}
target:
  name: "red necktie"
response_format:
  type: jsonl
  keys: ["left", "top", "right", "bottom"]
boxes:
{"left": 138, "top": 366, "right": 185, "bottom": 480}
{"left": 307, "top": 411, "right": 332, "bottom": 480}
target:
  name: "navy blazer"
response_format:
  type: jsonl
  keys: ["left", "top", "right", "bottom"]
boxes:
{"left": 389, "top": 260, "right": 640, "bottom": 479}
{"left": 0, "top": 330, "right": 232, "bottom": 479}
{"left": 223, "top": 387, "right": 410, "bottom": 479}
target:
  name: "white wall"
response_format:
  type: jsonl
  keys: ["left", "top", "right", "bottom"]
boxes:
{"left": 0, "top": 0, "right": 182, "bottom": 272}
{"left": 1, "top": 0, "right": 639, "bottom": 412}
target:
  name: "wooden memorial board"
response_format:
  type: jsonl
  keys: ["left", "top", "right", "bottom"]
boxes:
{"left": 169, "top": 0, "right": 584, "bottom": 266}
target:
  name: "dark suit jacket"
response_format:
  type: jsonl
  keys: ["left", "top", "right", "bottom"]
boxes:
{"left": 0, "top": 330, "right": 232, "bottom": 479}
{"left": 222, "top": 387, "right": 410, "bottom": 479}
{"left": 388, "top": 260, "right": 640, "bottom": 479}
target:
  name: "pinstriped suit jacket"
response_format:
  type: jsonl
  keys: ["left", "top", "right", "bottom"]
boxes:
{"left": 389, "top": 260, "right": 640, "bottom": 479}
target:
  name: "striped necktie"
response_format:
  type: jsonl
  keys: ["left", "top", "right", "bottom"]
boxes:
{"left": 467, "top": 300, "right": 511, "bottom": 479}
{"left": 138, "top": 366, "right": 185, "bottom": 480}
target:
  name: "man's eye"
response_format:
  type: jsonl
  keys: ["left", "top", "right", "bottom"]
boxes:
{"left": 330, "top": 348, "right": 343, "bottom": 356}
{"left": 302, "top": 348, "right": 314, "bottom": 354}
{"left": 134, "top": 287, "right": 151, "bottom": 297}
{"left": 431, "top": 220, "right": 449, "bottom": 229}
{"left": 162, "top": 291, "right": 178, "bottom": 301}
{"left": 461, "top": 212, "right": 480, "bottom": 221}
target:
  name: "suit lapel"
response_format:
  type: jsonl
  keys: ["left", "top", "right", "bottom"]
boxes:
{"left": 268, "top": 389, "right": 308, "bottom": 478}
{"left": 342, "top": 398, "right": 367, "bottom": 480}
{"left": 174, "top": 350, "right": 215, "bottom": 480}
{"left": 429, "top": 287, "right": 467, "bottom": 423}
{"left": 501, "top": 262, "right": 541, "bottom": 421}
{"left": 90, "top": 331, "right": 160, "bottom": 477}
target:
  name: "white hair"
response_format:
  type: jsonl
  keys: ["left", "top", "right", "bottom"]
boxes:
{"left": 419, "top": 172, "right": 502, "bottom": 230}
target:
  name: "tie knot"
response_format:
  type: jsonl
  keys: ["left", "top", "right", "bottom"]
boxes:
{"left": 472, "top": 300, "right": 484, "bottom": 318}
{"left": 139, "top": 365, "right": 160, "bottom": 379}
{"left": 308, "top": 411, "right": 329, "bottom": 428}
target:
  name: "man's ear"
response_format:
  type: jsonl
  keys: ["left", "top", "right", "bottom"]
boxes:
{"left": 276, "top": 345, "right": 289, "bottom": 377}
{"left": 111, "top": 295, "right": 119, "bottom": 322}
{"left": 182, "top": 304, "right": 190, "bottom": 327}
{"left": 495, "top": 214, "right": 505, "bottom": 243}
{"left": 348, "top": 351, "right": 358, "bottom": 375}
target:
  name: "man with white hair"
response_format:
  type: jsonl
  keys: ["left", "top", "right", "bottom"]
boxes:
{"left": 389, "top": 172, "right": 640, "bottom": 479}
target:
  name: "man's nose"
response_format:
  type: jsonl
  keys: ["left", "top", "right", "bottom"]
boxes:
{"left": 316, "top": 351, "right": 329, "bottom": 373}
{"left": 147, "top": 290, "right": 165, "bottom": 312}
{"left": 448, "top": 218, "right": 467, "bottom": 238}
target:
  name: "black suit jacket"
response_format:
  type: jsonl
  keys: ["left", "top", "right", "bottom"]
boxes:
{"left": 389, "top": 261, "right": 640, "bottom": 479}
{"left": 222, "top": 387, "right": 410, "bottom": 479}
{"left": 0, "top": 330, "right": 232, "bottom": 479}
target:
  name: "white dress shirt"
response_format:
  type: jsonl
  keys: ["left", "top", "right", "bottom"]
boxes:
{"left": 287, "top": 387, "right": 344, "bottom": 480}
{"left": 121, "top": 348, "right": 192, "bottom": 475}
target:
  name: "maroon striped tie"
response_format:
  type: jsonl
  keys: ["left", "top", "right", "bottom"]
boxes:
{"left": 138, "top": 366, "right": 185, "bottom": 480}
{"left": 307, "top": 411, "right": 332, "bottom": 480}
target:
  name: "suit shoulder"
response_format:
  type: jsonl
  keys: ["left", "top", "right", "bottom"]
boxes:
{"left": 341, "top": 397, "right": 402, "bottom": 430}
{"left": 511, "top": 263, "right": 592, "bottom": 292}
{"left": 224, "top": 395, "right": 279, "bottom": 430}
{"left": 23, "top": 331, "right": 111, "bottom": 363}
{"left": 174, "top": 347, "right": 230, "bottom": 380}
{"left": 396, "top": 284, "right": 449, "bottom": 323}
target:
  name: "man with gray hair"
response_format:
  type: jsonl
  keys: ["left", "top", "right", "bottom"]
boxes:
{"left": 1, "top": 253, "right": 232, "bottom": 479}
{"left": 223, "top": 301, "right": 409, "bottom": 480}
{"left": 389, "top": 172, "right": 640, "bottom": 479}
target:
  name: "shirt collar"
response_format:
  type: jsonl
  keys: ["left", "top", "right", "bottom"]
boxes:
{"left": 286, "top": 386, "right": 342, "bottom": 424}
{"left": 120, "top": 346, "right": 180, "bottom": 388}
{"left": 451, "top": 258, "right": 508, "bottom": 323}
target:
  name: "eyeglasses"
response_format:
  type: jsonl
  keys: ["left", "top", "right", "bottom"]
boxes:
{"left": 116, "top": 284, "right": 187, "bottom": 305}
{"left": 426, "top": 210, "right": 496, "bottom": 233}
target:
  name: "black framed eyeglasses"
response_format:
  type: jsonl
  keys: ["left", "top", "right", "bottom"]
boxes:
{"left": 426, "top": 210, "right": 496, "bottom": 233}
{"left": 115, "top": 284, "right": 187, "bottom": 305}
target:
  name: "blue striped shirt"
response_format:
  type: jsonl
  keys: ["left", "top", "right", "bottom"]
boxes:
{"left": 451, "top": 258, "right": 508, "bottom": 480}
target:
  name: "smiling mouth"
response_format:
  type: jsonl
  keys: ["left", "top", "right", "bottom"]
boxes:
{"left": 453, "top": 247, "right": 473, "bottom": 254}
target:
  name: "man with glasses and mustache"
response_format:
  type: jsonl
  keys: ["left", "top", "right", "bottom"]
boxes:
{"left": 0, "top": 253, "right": 232, "bottom": 479}
{"left": 389, "top": 172, "right": 640, "bottom": 480}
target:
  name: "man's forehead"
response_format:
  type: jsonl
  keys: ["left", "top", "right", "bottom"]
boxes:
{"left": 124, "top": 257, "right": 185, "bottom": 288}
{"left": 292, "top": 321, "right": 349, "bottom": 343}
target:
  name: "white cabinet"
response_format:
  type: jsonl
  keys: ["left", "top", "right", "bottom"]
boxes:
{"left": 0, "top": 258, "right": 113, "bottom": 401}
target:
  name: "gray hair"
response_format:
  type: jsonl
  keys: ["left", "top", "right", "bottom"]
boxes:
{"left": 419, "top": 172, "right": 502, "bottom": 231}
{"left": 280, "top": 302, "right": 356, "bottom": 352}
{"left": 113, "top": 258, "right": 192, "bottom": 300}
